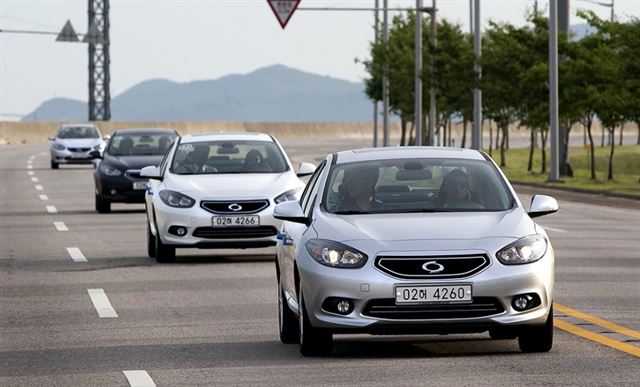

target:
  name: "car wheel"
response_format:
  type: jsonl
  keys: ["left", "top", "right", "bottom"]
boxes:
{"left": 298, "top": 288, "right": 332, "bottom": 356}
{"left": 147, "top": 221, "right": 157, "bottom": 258}
{"left": 51, "top": 160, "right": 59, "bottom": 169}
{"left": 278, "top": 276, "right": 298, "bottom": 344}
{"left": 518, "top": 306, "right": 553, "bottom": 353}
{"left": 95, "top": 193, "right": 111, "bottom": 213}
{"left": 155, "top": 233, "right": 176, "bottom": 263}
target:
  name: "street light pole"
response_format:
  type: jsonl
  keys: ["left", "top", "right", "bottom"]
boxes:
{"left": 549, "top": 0, "right": 560, "bottom": 181}
{"left": 415, "top": 0, "right": 423, "bottom": 146}
{"left": 472, "top": 0, "right": 482, "bottom": 150}
{"left": 428, "top": 0, "right": 437, "bottom": 146}
{"left": 373, "top": 0, "right": 379, "bottom": 147}
{"left": 382, "top": 0, "right": 390, "bottom": 147}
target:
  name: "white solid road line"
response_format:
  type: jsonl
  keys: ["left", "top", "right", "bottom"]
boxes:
{"left": 35, "top": 185, "right": 44, "bottom": 191}
{"left": 66, "top": 247, "right": 87, "bottom": 262}
{"left": 123, "top": 370, "right": 156, "bottom": 387}
{"left": 46, "top": 205, "right": 58, "bottom": 213}
{"left": 31, "top": 177, "right": 39, "bottom": 182}
{"left": 54, "top": 222, "right": 68, "bottom": 232}
{"left": 28, "top": 171, "right": 34, "bottom": 176}
{"left": 39, "top": 195, "right": 49, "bottom": 201}
{"left": 87, "top": 289, "right": 118, "bottom": 318}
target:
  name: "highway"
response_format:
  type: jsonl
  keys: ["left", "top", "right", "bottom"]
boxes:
{"left": 1, "top": 141, "right": 639, "bottom": 386}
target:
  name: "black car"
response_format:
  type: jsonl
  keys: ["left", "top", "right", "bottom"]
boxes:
{"left": 93, "top": 128, "right": 178, "bottom": 213}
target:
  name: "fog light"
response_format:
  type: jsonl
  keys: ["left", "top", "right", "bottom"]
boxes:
{"left": 511, "top": 293, "right": 541, "bottom": 312}
{"left": 336, "top": 300, "right": 352, "bottom": 314}
{"left": 322, "top": 297, "right": 353, "bottom": 315}
{"left": 168, "top": 226, "right": 188, "bottom": 237}
{"left": 110, "top": 189, "right": 117, "bottom": 195}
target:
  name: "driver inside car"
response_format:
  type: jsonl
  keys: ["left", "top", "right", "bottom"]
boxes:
{"left": 334, "top": 165, "right": 383, "bottom": 213}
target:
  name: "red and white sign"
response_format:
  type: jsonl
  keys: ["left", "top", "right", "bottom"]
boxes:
{"left": 267, "top": 0, "right": 301, "bottom": 29}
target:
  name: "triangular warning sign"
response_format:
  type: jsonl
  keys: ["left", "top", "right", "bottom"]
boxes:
{"left": 82, "top": 22, "right": 104, "bottom": 44}
{"left": 267, "top": 0, "right": 301, "bottom": 29}
{"left": 56, "top": 20, "right": 79, "bottom": 42}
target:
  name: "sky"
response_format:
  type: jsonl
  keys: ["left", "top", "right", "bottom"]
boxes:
{"left": 1, "top": 0, "right": 638, "bottom": 119}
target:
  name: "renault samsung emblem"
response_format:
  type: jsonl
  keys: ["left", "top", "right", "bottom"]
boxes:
{"left": 421, "top": 261, "right": 445, "bottom": 274}
{"left": 228, "top": 203, "right": 243, "bottom": 212}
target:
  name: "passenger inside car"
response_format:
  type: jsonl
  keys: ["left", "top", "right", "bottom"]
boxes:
{"left": 437, "top": 169, "right": 484, "bottom": 209}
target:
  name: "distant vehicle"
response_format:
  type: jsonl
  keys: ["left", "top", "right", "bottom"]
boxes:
{"left": 93, "top": 128, "right": 178, "bottom": 213}
{"left": 49, "top": 124, "right": 106, "bottom": 169}
{"left": 141, "top": 132, "right": 316, "bottom": 263}
{"left": 273, "top": 147, "right": 559, "bottom": 356}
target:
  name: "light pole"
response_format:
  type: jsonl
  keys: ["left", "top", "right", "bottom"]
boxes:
{"left": 373, "top": 0, "right": 380, "bottom": 147}
{"left": 382, "top": 0, "right": 390, "bottom": 147}
{"left": 415, "top": 0, "right": 423, "bottom": 146}
{"left": 471, "top": 0, "right": 482, "bottom": 150}
{"left": 549, "top": 0, "right": 560, "bottom": 181}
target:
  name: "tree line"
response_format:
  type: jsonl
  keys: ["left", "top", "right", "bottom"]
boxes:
{"left": 363, "top": 10, "right": 640, "bottom": 180}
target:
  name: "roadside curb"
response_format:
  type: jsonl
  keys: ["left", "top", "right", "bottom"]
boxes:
{"left": 513, "top": 182, "right": 640, "bottom": 210}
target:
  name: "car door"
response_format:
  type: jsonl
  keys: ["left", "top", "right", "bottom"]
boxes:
{"left": 282, "top": 161, "right": 326, "bottom": 302}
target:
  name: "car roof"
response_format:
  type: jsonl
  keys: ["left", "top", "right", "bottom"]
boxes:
{"left": 334, "top": 147, "right": 487, "bottom": 164}
{"left": 179, "top": 132, "right": 274, "bottom": 143}
{"left": 112, "top": 128, "right": 178, "bottom": 135}
{"left": 59, "top": 124, "right": 98, "bottom": 129}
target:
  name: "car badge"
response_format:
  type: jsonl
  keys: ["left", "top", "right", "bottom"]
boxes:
{"left": 228, "top": 203, "right": 243, "bottom": 212}
{"left": 421, "top": 261, "right": 445, "bottom": 274}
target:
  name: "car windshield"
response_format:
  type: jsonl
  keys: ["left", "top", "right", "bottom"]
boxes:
{"left": 323, "top": 158, "right": 514, "bottom": 214}
{"left": 171, "top": 140, "right": 289, "bottom": 174}
{"left": 57, "top": 126, "right": 100, "bottom": 139}
{"left": 107, "top": 133, "right": 177, "bottom": 156}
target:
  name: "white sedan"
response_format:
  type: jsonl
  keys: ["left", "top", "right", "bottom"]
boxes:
{"left": 141, "top": 132, "right": 315, "bottom": 263}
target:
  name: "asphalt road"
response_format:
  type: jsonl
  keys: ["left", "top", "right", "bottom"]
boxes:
{"left": 1, "top": 142, "right": 638, "bottom": 387}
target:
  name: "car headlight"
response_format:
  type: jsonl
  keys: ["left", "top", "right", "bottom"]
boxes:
{"left": 274, "top": 187, "right": 303, "bottom": 204}
{"left": 305, "top": 239, "right": 368, "bottom": 268}
{"left": 93, "top": 144, "right": 101, "bottom": 150}
{"left": 159, "top": 190, "right": 195, "bottom": 208}
{"left": 99, "top": 164, "right": 122, "bottom": 176}
{"left": 53, "top": 143, "right": 65, "bottom": 151}
{"left": 496, "top": 235, "right": 548, "bottom": 265}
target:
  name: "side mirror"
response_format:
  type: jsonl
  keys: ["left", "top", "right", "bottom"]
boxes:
{"left": 297, "top": 162, "right": 316, "bottom": 177}
{"left": 273, "top": 201, "right": 310, "bottom": 226}
{"left": 89, "top": 150, "right": 102, "bottom": 159}
{"left": 528, "top": 195, "right": 558, "bottom": 218}
{"left": 140, "top": 165, "right": 162, "bottom": 180}
{"left": 48, "top": 136, "right": 55, "bottom": 141}
{"left": 103, "top": 135, "right": 111, "bottom": 141}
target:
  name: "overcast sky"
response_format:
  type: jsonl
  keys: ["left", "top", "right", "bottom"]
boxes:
{"left": 1, "top": 0, "right": 638, "bottom": 119}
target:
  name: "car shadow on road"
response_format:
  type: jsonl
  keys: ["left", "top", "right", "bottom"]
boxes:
{"left": 170, "top": 254, "right": 275, "bottom": 264}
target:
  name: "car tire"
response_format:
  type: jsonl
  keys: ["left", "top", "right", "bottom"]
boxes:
{"left": 298, "top": 288, "right": 332, "bottom": 356}
{"left": 278, "top": 277, "right": 298, "bottom": 344}
{"left": 51, "top": 160, "right": 59, "bottom": 169}
{"left": 155, "top": 233, "right": 176, "bottom": 263}
{"left": 95, "top": 194, "right": 111, "bottom": 213}
{"left": 518, "top": 306, "right": 553, "bottom": 353}
{"left": 147, "top": 221, "right": 157, "bottom": 258}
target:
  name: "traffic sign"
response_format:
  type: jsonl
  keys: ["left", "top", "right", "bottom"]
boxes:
{"left": 267, "top": 0, "right": 301, "bottom": 29}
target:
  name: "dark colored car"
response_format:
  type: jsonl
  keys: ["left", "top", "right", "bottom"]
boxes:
{"left": 93, "top": 128, "right": 178, "bottom": 213}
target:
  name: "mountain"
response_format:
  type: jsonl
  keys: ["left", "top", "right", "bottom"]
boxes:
{"left": 22, "top": 65, "right": 374, "bottom": 122}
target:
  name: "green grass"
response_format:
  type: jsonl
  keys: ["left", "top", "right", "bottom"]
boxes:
{"left": 487, "top": 144, "right": 640, "bottom": 198}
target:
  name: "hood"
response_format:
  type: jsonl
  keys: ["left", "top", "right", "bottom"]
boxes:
{"left": 56, "top": 138, "right": 102, "bottom": 147}
{"left": 314, "top": 208, "right": 536, "bottom": 244}
{"left": 102, "top": 154, "right": 164, "bottom": 170}
{"left": 164, "top": 171, "right": 302, "bottom": 200}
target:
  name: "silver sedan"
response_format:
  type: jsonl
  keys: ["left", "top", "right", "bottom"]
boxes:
{"left": 274, "top": 147, "right": 558, "bottom": 356}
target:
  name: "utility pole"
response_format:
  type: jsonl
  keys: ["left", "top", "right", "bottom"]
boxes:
{"left": 373, "top": 0, "right": 379, "bottom": 147}
{"left": 427, "top": 0, "right": 437, "bottom": 146}
{"left": 382, "top": 0, "right": 390, "bottom": 147}
{"left": 415, "top": 0, "right": 423, "bottom": 146}
{"left": 88, "top": 0, "right": 111, "bottom": 121}
{"left": 558, "top": 0, "right": 570, "bottom": 176}
{"left": 471, "top": 0, "right": 482, "bottom": 150}
{"left": 549, "top": 0, "right": 560, "bottom": 181}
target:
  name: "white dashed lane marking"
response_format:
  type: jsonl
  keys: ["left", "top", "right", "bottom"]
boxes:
{"left": 66, "top": 247, "right": 87, "bottom": 262}
{"left": 54, "top": 222, "right": 68, "bottom": 232}
{"left": 27, "top": 165, "right": 33, "bottom": 169}
{"left": 87, "top": 289, "right": 118, "bottom": 318}
{"left": 39, "top": 195, "right": 49, "bottom": 201}
{"left": 123, "top": 370, "right": 156, "bottom": 387}
{"left": 46, "top": 205, "right": 58, "bottom": 213}
{"left": 28, "top": 171, "right": 34, "bottom": 176}
{"left": 35, "top": 185, "right": 44, "bottom": 191}
{"left": 31, "top": 177, "right": 39, "bottom": 182}
{"left": 543, "top": 226, "right": 566, "bottom": 233}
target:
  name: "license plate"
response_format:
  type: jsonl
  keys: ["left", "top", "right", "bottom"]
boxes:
{"left": 133, "top": 181, "right": 147, "bottom": 190}
{"left": 71, "top": 152, "right": 87, "bottom": 159}
{"left": 395, "top": 285, "right": 472, "bottom": 304}
{"left": 212, "top": 215, "right": 260, "bottom": 227}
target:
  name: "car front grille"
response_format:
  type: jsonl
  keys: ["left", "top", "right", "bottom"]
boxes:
{"left": 200, "top": 200, "right": 270, "bottom": 214}
{"left": 362, "top": 297, "right": 504, "bottom": 320}
{"left": 192, "top": 226, "right": 278, "bottom": 239}
{"left": 68, "top": 147, "right": 91, "bottom": 152}
{"left": 375, "top": 254, "right": 490, "bottom": 279}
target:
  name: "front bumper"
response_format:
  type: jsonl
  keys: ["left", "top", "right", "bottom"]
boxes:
{"left": 297, "top": 247, "right": 554, "bottom": 334}
{"left": 95, "top": 172, "right": 147, "bottom": 203}
{"left": 154, "top": 199, "right": 281, "bottom": 249}
{"left": 50, "top": 149, "right": 95, "bottom": 164}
